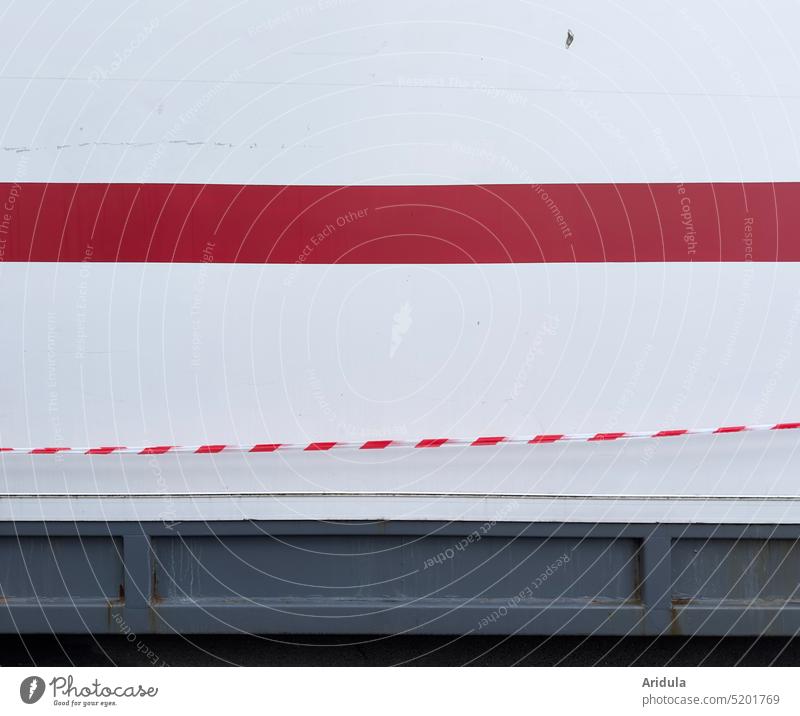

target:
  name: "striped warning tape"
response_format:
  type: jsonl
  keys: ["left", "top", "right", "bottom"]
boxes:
{"left": 1, "top": 422, "right": 799, "bottom": 455}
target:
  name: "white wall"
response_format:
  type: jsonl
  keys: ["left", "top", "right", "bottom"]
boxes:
{"left": 1, "top": 1, "right": 799, "bottom": 519}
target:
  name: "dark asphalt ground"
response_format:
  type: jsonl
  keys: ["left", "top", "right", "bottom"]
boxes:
{"left": 3, "top": 635, "right": 800, "bottom": 666}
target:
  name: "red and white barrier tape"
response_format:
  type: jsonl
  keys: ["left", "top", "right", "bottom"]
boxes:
{"left": 2, "top": 422, "right": 799, "bottom": 456}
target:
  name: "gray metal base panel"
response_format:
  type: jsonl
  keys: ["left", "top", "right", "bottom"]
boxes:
{"left": 1, "top": 521, "right": 800, "bottom": 636}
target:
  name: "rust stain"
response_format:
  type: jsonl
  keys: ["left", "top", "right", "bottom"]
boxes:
{"left": 670, "top": 613, "right": 681, "bottom": 635}
{"left": 148, "top": 605, "right": 159, "bottom": 633}
{"left": 632, "top": 545, "right": 644, "bottom": 604}
{"left": 670, "top": 601, "right": 688, "bottom": 635}
{"left": 150, "top": 560, "right": 163, "bottom": 605}
{"left": 148, "top": 558, "right": 165, "bottom": 633}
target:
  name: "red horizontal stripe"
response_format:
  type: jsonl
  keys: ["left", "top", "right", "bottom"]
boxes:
{"left": 250, "top": 443, "right": 281, "bottom": 452}
{"left": 305, "top": 442, "right": 337, "bottom": 451}
{"left": 1, "top": 182, "right": 797, "bottom": 264}
{"left": 30, "top": 447, "right": 71, "bottom": 454}
{"left": 139, "top": 446, "right": 174, "bottom": 454}
{"left": 773, "top": 422, "right": 800, "bottom": 430}
{"left": 714, "top": 426, "right": 746, "bottom": 434}
{"left": 361, "top": 440, "right": 393, "bottom": 449}
{"left": 471, "top": 436, "right": 506, "bottom": 446}
{"left": 85, "top": 446, "right": 125, "bottom": 455}
{"left": 654, "top": 429, "right": 689, "bottom": 437}
{"left": 589, "top": 432, "right": 627, "bottom": 441}
{"left": 529, "top": 434, "right": 563, "bottom": 443}
{"left": 195, "top": 444, "right": 226, "bottom": 454}
{"left": 416, "top": 438, "right": 448, "bottom": 448}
